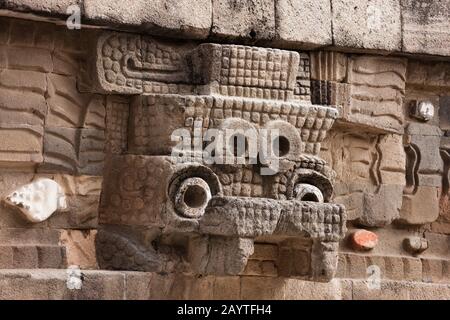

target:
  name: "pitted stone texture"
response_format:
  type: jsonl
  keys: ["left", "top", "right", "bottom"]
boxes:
{"left": 401, "top": 0, "right": 450, "bottom": 56}
{"left": 84, "top": 0, "right": 212, "bottom": 39}
{"left": 400, "top": 186, "right": 440, "bottom": 225}
{"left": 0, "top": 124, "right": 43, "bottom": 164}
{"left": 404, "top": 123, "right": 443, "bottom": 189}
{"left": 91, "top": 31, "right": 195, "bottom": 95}
{"left": 0, "top": 0, "right": 80, "bottom": 16}
{"left": 211, "top": 0, "right": 275, "bottom": 40}
{"left": 331, "top": 0, "right": 402, "bottom": 51}
{"left": 322, "top": 131, "right": 405, "bottom": 227}
{"left": 275, "top": 0, "right": 332, "bottom": 48}
{"left": 403, "top": 236, "right": 428, "bottom": 254}
{"left": 129, "top": 94, "right": 338, "bottom": 157}
{"left": 39, "top": 127, "right": 105, "bottom": 176}
{"left": 191, "top": 43, "right": 300, "bottom": 100}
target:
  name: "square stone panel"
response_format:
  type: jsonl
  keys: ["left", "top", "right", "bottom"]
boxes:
{"left": 276, "top": 0, "right": 332, "bottom": 48}
{"left": 332, "top": 0, "right": 402, "bottom": 51}
{"left": 211, "top": 0, "right": 276, "bottom": 40}
{"left": 401, "top": 0, "right": 450, "bottom": 56}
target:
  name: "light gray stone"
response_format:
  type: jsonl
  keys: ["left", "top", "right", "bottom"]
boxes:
{"left": 84, "top": 0, "right": 212, "bottom": 39}
{"left": 332, "top": 0, "right": 402, "bottom": 51}
{"left": 275, "top": 0, "right": 332, "bottom": 48}
{"left": 401, "top": 0, "right": 450, "bottom": 56}
{"left": 211, "top": 0, "right": 275, "bottom": 40}
{"left": 0, "top": 0, "right": 80, "bottom": 16}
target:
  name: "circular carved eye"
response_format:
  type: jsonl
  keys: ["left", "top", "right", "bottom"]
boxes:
{"left": 273, "top": 135, "right": 290, "bottom": 157}
{"left": 174, "top": 177, "right": 212, "bottom": 218}
{"left": 294, "top": 183, "right": 324, "bottom": 203}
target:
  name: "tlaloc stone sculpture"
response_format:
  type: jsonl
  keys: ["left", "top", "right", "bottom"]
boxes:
{"left": 92, "top": 34, "right": 347, "bottom": 281}
{"left": 1, "top": 1, "right": 450, "bottom": 299}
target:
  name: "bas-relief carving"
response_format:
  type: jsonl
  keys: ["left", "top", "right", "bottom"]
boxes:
{"left": 0, "top": 14, "right": 449, "bottom": 287}
{"left": 91, "top": 32, "right": 347, "bottom": 281}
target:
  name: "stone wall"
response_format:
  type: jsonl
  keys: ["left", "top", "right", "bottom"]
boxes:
{"left": 0, "top": 1, "right": 449, "bottom": 300}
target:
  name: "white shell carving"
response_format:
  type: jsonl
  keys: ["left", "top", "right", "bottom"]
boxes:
{"left": 4, "top": 178, "right": 67, "bottom": 223}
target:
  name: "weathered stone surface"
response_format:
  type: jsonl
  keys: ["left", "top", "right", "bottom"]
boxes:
{"left": 60, "top": 230, "right": 97, "bottom": 269}
{"left": 406, "top": 60, "right": 450, "bottom": 90}
{"left": 310, "top": 51, "right": 348, "bottom": 82}
{"left": 332, "top": 0, "right": 402, "bottom": 51}
{"left": 211, "top": 0, "right": 275, "bottom": 40}
{"left": 403, "top": 236, "right": 428, "bottom": 254}
{"left": 39, "top": 127, "right": 105, "bottom": 175}
{"left": 401, "top": 0, "right": 450, "bottom": 56}
{"left": 400, "top": 186, "right": 440, "bottom": 225}
{"left": 84, "top": 0, "right": 212, "bottom": 39}
{"left": 404, "top": 123, "right": 443, "bottom": 189}
{"left": 341, "top": 55, "right": 407, "bottom": 133}
{"left": 0, "top": 124, "right": 43, "bottom": 164}
{"left": 275, "top": 0, "right": 332, "bottom": 47}
{"left": 0, "top": 0, "right": 80, "bottom": 16}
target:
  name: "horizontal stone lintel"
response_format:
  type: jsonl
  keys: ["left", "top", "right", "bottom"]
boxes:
{"left": 0, "top": 0, "right": 449, "bottom": 58}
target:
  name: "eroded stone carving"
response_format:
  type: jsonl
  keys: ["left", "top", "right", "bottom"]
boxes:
{"left": 93, "top": 39, "right": 347, "bottom": 281}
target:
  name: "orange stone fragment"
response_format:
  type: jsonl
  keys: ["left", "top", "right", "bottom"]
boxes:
{"left": 350, "top": 229, "right": 378, "bottom": 251}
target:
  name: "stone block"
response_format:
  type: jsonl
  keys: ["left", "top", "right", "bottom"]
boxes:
{"left": 67, "top": 270, "right": 125, "bottom": 300}
{"left": 402, "top": 257, "right": 423, "bottom": 281}
{"left": 240, "top": 276, "right": 285, "bottom": 299}
{"left": 406, "top": 60, "right": 450, "bottom": 90}
{"left": 343, "top": 253, "right": 367, "bottom": 279}
{"left": 440, "top": 96, "right": 450, "bottom": 131}
{"left": 39, "top": 127, "right": 105, "bottom": 175}
{"left": 6, "top": 46, "right": 53, "bottom": 72}
{"left": 401, "top": 0, "right": 450, "bottom": 56}
{"left": 332, "top": 0, "right": 402, "bottom": 51}
{"left": 400, "top": 186, "right": 440, "bottom": 225}
{"left": 12, "top": 245, "right": 38, "bottom": 269}
{"left": 351, "top": 280, "right": 410, "bottom": 300}
{"left": 0, "top": 246, "right": 13, "bottom": 268}
{"left": 251, "top": 243, "right": 278, "bottom": 260}
{"left": 405, "top": 123, "right": 443, "bottom": 188}
{"left": 0, "top": 124, "right": 43, "bottom": 164}
{"left": 359, "top": 184, "right": 403, "bottom": 227}
{"left": 341, "top": 55, "right": 407, "bottom": 133}
{"left": 123, "top": 272, "right": 153, "bottom": 300}
{"left": 378, "top": 134, "right": 406, "bottom": 185}
{"left": 310, "top": 51, "right": 348, "bottom": 82}
{"left": 37, "top": 245, "right": 66, "bottom": 268}
{"left": 0, "top": 0, "right": 81, "bottom": 16}
{"left": 211, "top": 0, "right": 275, "bottom": 40}
{"left": 0, "top": 87, "right": 47, "bottom": 126}
{"left": 213, "top": 276, "right": 241, "bottom": 300}
{"left": 284, "top": 278, "right": 342, "bottom": 300}
{"left": 0, "top": 19, "right": 10, "bottom": 45}
{"left": 59, "top": 230, "right": 97, "bottom": 269}
{"left": 277, "top": 247, "right": 310, "bottom": 277}
{"left": 84, "top": 0, "right": 212, "bottom": 39}
{"left": 275, "top": 0, "right": 332, "bottom": 47}
{"left": 0, "top": 70, "right": 47, "bottom": 95}
{"left": 421, "top": 258, "right": 443, "bottom": 282}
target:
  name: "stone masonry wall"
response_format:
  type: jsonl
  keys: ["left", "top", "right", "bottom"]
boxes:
{"left": 0, "top": 1, "right": 449, "bottom": 300}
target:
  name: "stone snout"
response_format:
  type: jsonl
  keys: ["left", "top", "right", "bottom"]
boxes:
{"left": 96, "top": 155, "right": 346, "bottom": 282}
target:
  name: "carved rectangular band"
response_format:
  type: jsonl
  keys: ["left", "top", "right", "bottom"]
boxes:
{"left": 192, "top": 43, "right": 300, "bottom": 99}
{"left": 127, "top": 94, "right": 338, "bottom": 156}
